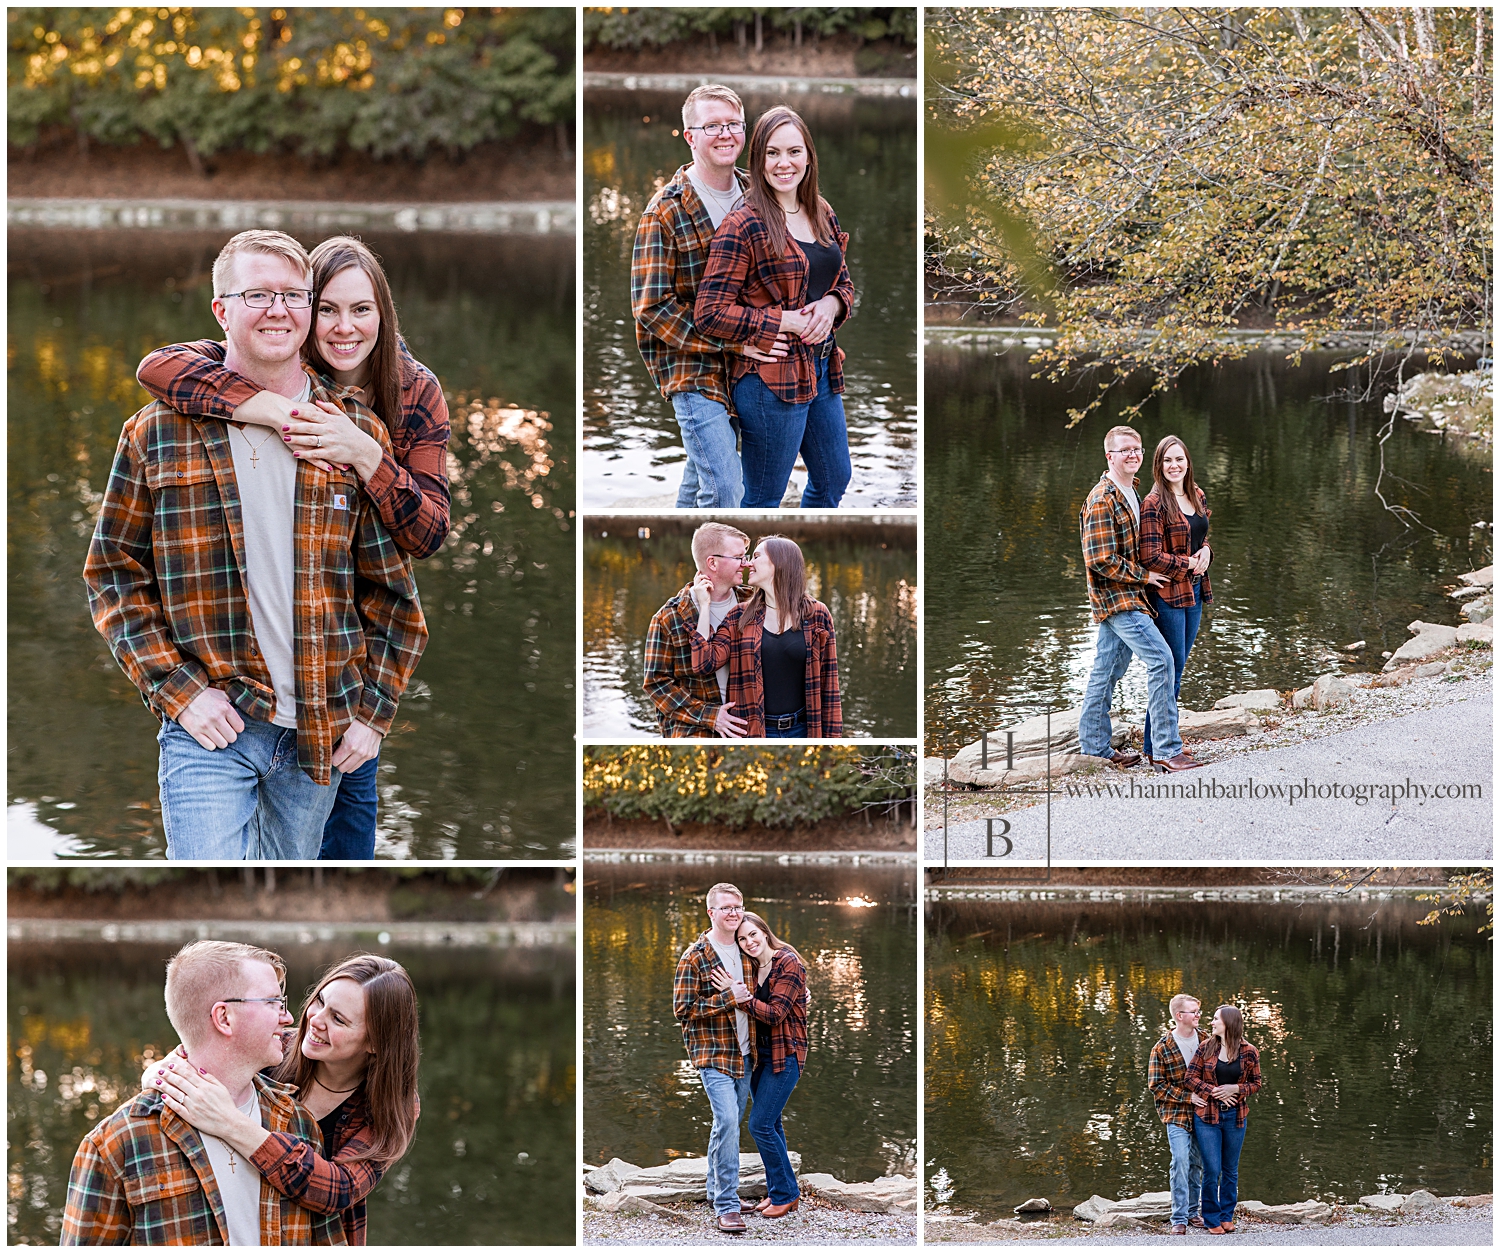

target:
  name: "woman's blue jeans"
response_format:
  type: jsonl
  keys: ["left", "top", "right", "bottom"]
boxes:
{"left": 318, "top": 751, "right": 378, "bottom": 859}
{"left": 1144, "top": 585, "right": 1202, "bottom": 759}
{"left": 749, "top": 1055, "right": 801, "bottom": 1204}
{"left": 733, "top": 354, "right": 851, "bottom": 508}
{"left": 1193, "top": 1112, "right": 1248, "bottom": 1229}
{"left": 762, "top": 711, "right": 807, "bottom": 739}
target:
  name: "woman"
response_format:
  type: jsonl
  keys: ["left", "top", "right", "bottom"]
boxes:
{"left": 694, "top": 106, "right": 855, "bottom": 509}
{"left": 708, "top": 912, "right": 808, "bottom": 1219}
{"left": 689, "top": 535, "right": 842, "bottom": 738}
{"left": 1188, "top": 1005, "right": 1262, "bottom": 1235}
{"left": 137, "top": 236, "right": 451, "bottom": 857}
{"left": 141, "top": 954, "right": 420, "bottom": 1245}
{"left": 1138, "top": 435, "right": 1213, "bottom": 768}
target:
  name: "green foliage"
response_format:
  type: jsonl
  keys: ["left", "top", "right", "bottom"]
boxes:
{"left": 8, "top": 8, "right": 575, "bottom": 159}
{"left": 9, "top": 867, "right": 184, "bottom": 892}
{"left": 582, "top": 8, "right": 916, "bottom": 51}
{"left": 583, "top": 745, "right": 915, "bottom": 828}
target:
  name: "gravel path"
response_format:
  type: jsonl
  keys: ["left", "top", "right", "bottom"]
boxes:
{"left": 925, "top": 666, "right": 1491, "bottom": 861}
{"left": 584, "top": 1199, "right": 916, "bottom": 1245}
{"left": 927, "top": 1204, "right": 1491, "bottom": 1245}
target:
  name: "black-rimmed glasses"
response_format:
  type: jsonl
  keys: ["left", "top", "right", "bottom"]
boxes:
{"left": 686, "top": 121, "right": 745, "bottom": 137}
{"left": 220, "top": 996, "right": 288, "bottom": 1010}
{"left": 707, "top": 553, "right": 749, "bottom": 565}
{"left": 219, "top": 289, "right": 314, "bottom": 309}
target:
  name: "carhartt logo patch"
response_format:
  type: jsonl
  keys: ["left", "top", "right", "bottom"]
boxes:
{"left": 332, "top": 494, "right": 349, "bottom": 510}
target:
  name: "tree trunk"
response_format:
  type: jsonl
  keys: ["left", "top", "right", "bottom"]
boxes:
{"left": 795, "top": 20, "right": 802, "bottom": 48}
{"left": 181, "top": 133, "right": 205, "bottom": 179}
{"left": 754, "top": 13, "right": 762, "bottom": 52}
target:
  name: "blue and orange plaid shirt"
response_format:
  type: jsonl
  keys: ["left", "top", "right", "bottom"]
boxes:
{"left": 693, "top": 203, "right": 855, "bottom": 405}
{"left": 61, "top": 1074, "right": 346, "bottom": 1245}
{"left": 1188, "top": 1039, "right": 1263, "bottom": 1128}
{"left": 84, "top": 365, "right": 428, "bottom": 785}
{"left": 1139, "top": 485, "right": 1214, "bottom": 609}
{"left": 137, "top": 338, "right": 452, "bottom": 559}
{"left": 630, "top": 163, "right": 751, "bottom": 410}
{"left": 673, "top": 932, "right": 757, "bottom": 1078}
{"left": 1080, "top": 473, "right": 1154, "bottom": 623}
{"left": 643, "top": 582, "right": 751, "bottom": 737}
{"left": 1147, "top": 1029, "right": 1208, "bottom": 1129}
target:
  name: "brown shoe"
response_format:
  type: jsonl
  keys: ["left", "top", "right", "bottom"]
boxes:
{"left": 716, "top": 1212, "right": 747, "bottom": 1233}
{"left": 1220, "top": 1220, "right": 1235, "bottom": 1232}
{"left": 1157, "top": 752, "right": 1203, "bottom": 772}
{"left": 739, "top": 1199, "right": 766, "bottom": 1213}
{"left": 1169, "top": 1223, "right": 1187, "bottom": 1235}
{"left": 1108, "top": 748, "right": 1143, "bottom": 769}
{"left": 1190, "top": 1217, "right": 1206, "bottom": 1228}
{"left": 761, "top": 1199, "right": 800, "bottom": 1218}
{"left": 1206, "top": 1225, "right": 1224, "bottom": 1235}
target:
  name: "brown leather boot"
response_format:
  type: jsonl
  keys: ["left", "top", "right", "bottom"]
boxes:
{"left": 761, "top": 1199, "right": 800, "bottom": 1218}
{"left": 1157, "top": 752, "right": 1203, "bottom": 772}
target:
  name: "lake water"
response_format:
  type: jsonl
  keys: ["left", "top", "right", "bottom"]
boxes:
{"left": 7, "top": 229, "right": 575, "bottom": 858}
{"left": 582, "top": 516, "right": 918, "bottom": 737}
{"left": 924, "top": 894, "right": 1492, "bottom": 1219}
{"left": 7, "top": 936, "right": 575, "bottom": 1245}
{"left": 924, "top": 346, "right": 1493, "bottom": 754}
{"left": 584, "top": 860, "right": 917, "bottom": 1183}
{"left": 583, "top": 89, "right": 917, "bottom": 508}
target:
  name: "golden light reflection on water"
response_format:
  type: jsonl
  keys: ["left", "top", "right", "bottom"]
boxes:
{"left": 812, "top": 947, "right": 868, "bottom": 1033}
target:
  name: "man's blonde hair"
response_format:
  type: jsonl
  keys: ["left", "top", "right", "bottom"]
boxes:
{"left": 1168, "top": 992, "right": 1201, "bottom": 1019}
{"left": 212, "top": 229, "right": 312, "bottom": 297}
{"left": 164, "top": 940, "right": 286, "bottom": 1049}
{"left": 705, "top": 882, "right": 744, "bottom": 911}
{"left": 1103, "top": 424, "right": 1141, "bottom": 454}
{"left": 691, "top": 522, "right": 750, "bottom": 572}
{"left": 682, "top": 84, "right": 744, "bottom": 130}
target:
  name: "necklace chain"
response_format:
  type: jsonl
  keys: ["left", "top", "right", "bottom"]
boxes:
{"left": 234, "top": 424, "right": 276, "bottom": 470}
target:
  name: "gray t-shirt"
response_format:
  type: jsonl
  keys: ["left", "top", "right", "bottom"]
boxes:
{"left": 687, "top": 167, "right": 745, "bottom": 229}
{"left": 227, "top": 375, "right": 311, "bottom": 728}
{"left": 1118, "top": 478, "right": 1140, "bottom": 524}
{"left": 1173, "top": 1029, "right": 1200, "bottom": 1075}
{"left": 708, "top": 594, "right": 736, "bottom": 703}
{"left": 200, "top": 1088, "right": 264, "bottom": 1246}
{"left": 708, "top": 933, "right": 751, "bottom": 1055}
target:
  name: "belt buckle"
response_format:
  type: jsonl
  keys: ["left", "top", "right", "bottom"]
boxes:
{"left": 819, "top": 337, "right": 833, "bottom": 361}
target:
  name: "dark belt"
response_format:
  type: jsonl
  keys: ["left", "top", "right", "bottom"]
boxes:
{"left": 817, "top": 336, "right": 835, "bottom": 360}
{"left": 765, "top": 709, "right": 806, "bottom": 731}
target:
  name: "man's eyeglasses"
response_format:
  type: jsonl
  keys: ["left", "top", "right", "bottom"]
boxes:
{"left": 219, "top": 289, "right": 314, "bottom": 309}
{"left": 221, "top": 996, "right": 288, "bottom": 1011}
{"left": 711, "top": 904, "right": 744, "bottom": 915}
{"left": 686, "top": 121, "right": 745, "bottom": 137}
{"left": 1108, "top": 447, "right": 1143, "bottom": 458}
{"left": 707, "top": 553, "right": 748, "bottom": 565}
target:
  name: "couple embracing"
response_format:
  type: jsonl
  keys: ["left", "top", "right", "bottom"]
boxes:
{"left": 673, "top": 883, "right": 810, "bottom": 1234}
{"left": 633, "top": 84, "right": 856, "bottom": 509}
{"left": 1079, "top": 426, "right": 1213, "bottom": 771}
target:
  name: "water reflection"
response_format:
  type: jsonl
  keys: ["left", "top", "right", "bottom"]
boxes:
{"left": 7, "top": 230, "right": 576, "bottom": 857}
{"left": 583, "top": 90, "right": 917, "bottom": 508}
{"left": 7, "top": 939, "right": 575, "bottom": 1245}
{"left": 925, "top": 896, "right": 1492, "bottom": 1218}
{"left": 924, "top": 347, "right": 1492, "bottom": 752}
{"left": 584, "top": 861, "right": 917, "bottom": 1182}
{"left": 582, "top": 516, "right": 917, "bottom": 737}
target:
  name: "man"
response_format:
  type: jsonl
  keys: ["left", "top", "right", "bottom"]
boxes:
{"left": 643, "top": 521, "right": 751, "bottom": 738}
{"left": 61, "top": 940, "right": 344, "bottom": 1245}
{"left": 1076, "top": 425, "right": 1201, "bottom": 771}
{"left": 1147, "top": 993, "right": 1209, "bottom": 1235}
{"left": 84, "top": 230, "right": 428, "bottom": 858}
{"left": 631, "top": 84, "right": 787, "bottom": 508}
{"left": 673, "top": 882, "right": 756, "bottom": 1234}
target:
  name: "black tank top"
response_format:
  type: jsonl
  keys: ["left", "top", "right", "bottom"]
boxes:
{"left": 1214, "top": 1055, "right": 1243, "bottom": 1086}
{"left": 797, "top": 237, "right": 843, "bottom": 307}
{"left": 761, "top": 627, "right": 806, "bottom": 715}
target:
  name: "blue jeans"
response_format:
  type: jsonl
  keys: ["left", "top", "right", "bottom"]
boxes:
{"left": 1078, "top": 609, "right": 1182, "bottom": 760}
{"left": 700, "top": 1065, "right": 752, "bottom": 1215}
{"left": 1165, "top": 1123, "right": 1204, "bottom": 1226}
{"left": 1143, "top": 586, "right": 1203, "bottom": 760}
{"left": 158, "top": 718, "right": 340, "bottom": 860}
{"left": 762, "top": 710, "right": 807, "bottom": 739}
{"left": 671, "top": 391, "right": 743, "bottom": 508}
{"left": 733, "top": 354, "right": 852, "bottom": 508}
{"left": 749, "top": 1056, "right": 801, "bottom": 1204}
{"left": 1194, "top": 1113, "right": 1248, "bottom": 1229}
{"left": 319, "top": 752, "right": 378, "bottom": 859}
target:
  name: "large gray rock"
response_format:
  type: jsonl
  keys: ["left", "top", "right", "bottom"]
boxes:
{"left": 1450, "top": 584, "right": 1489, "bottom": 602}
{"left": 1449, "top": 1193, "right": 1493, "bottom": 1207}
{"left": 1358, "top": 1193, "right": 1406, "bottom": 1212}
{"left": 1072, "top": 1192, "right": 1173, "bottom": 1223}
{"left": 1458, "top": 565, "right": 1494, "bottom": 587}
{"left": 1398, "top": 1189, "right": 1444, "bottom": 1214}
{"left": 1238, "top": 1199, "right": 1333, "bottom": 1224}
{"left": 1457, "top": 621, "right": 1493, "bottom": 646}
{"left": 946, "top": 707, "right": 1131, "bottom": 785}
{"left": 1460, "top": 595, "right": 1492, "bottom": 623}
{"left": 589, "top": 1191, "right": 685, "bottom": 1220}
{"left": 1014, "top": 1197, "right": 1052, "bottom": 1214}
{"left": 798, "top": 1173, "right": 916, "bottom": 1213}
{"left": 614, "top": 1152, "right": 799, "bottom": 1203}
{"left": 1179, "top": 707, "right": 1259, "bottom": 739}
{"left": 946, "top": 752, "right": 1101, "bottom": 788}
{"left": 1213, "top": 689, "right": 1282, "bottom": 713}
{"left": 1309, "top": 673, "right": 1358, "bottom": 710}
{"left": 584, "top": 1158, "right": 644, "bottom": 1194}
{"left": 1094, "top": 1212, "right": 1153, "bottom": 1230}
{"left": 1384, "top": 622, "right": 1459, "bottom": 669}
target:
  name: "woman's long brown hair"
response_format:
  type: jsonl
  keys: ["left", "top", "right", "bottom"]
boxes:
{"left": 1215, "top": 1004, "right": 1246, "bottom": 1058}
{"left": 1150, "top": 434, "right": 1203, "bottom": 529}
{"left": 743, "top": 106, "right": 835, "bottom": 261}
{"left": 745, "top": 535, "right": 814, "bottom": 632}
{"left": 273, "top": 954, "right": 421, "bottom": 1164}
{"left": 306, "top": 236, "right": 404, "bottom": 433}
{"left": 736, "top": 911, "right": 803, "bottom": 983}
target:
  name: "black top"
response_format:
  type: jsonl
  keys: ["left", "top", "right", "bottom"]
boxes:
{"left": 798, "top": 236, "right": 843, "bottom": 307}
{"left": 761, "top": 626, "right": 807, "bottom": 715}
{"left": 752, "top": 972, "right": 773, "bottom": 1056}
{"left": 316, "top": 1090, "right": 360, "bottom": 1156}
{"left": 1214, "top": 1055, "right": 1243, "bottom": 1086}
{"left": 1187, "top": 510, "right": 1208, "bottom": 556}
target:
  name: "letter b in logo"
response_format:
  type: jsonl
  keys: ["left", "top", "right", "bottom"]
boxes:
{"left": 985, "top": 818, "right": 1013, "bottom": 858}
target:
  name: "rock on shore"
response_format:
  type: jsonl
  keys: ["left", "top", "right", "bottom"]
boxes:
{"left": 582, "top": 1154, "right": 916, "bottom": 1215}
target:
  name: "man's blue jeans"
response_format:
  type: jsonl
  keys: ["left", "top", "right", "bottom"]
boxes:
{"left": 733, "top": 354, "right": 852, "bottom": 508}
{"left": 1144, "top": 586, "right": 1203, "bottom": 760}
{"left": 749, "top": 1056, "right": 801, "bottom": 1204}
{"left": 158, "top": 718, "right": 340, "bottom": 860}
{"left": 1194, "top": 1112, "right": 1248, "bottom": 1228}
{"left": 699, "top": 1065, "right": 752, "bottom": 1215}
{"left": 319, "top": 752, "right": 378, "bottom": 859}
{"left": 671, "top": 391, "right": 743, "bottom": 508}
{"left": 1165, "top": 1122, "right": 1204, "bottom": 1226}
{"left": 1078, "top": 609, "right": 1182, "bottom": 760}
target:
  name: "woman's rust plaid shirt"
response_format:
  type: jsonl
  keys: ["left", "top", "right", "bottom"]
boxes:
{"left": 687, "top": 598, "right": 842, "bottom": 738}
{"left": 1187, "top": 1038, "right": 1263, "bottom": 1127}
{"left": 1139, "top": 485, "right": 1214, "bottom": 609}
{"left": 693, "top": 203, "right": 856, "bottom": 405}
{"left": 747, "top": 947, "right": 809, "bottom": 1075}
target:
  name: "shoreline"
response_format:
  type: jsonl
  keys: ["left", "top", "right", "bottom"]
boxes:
{"left": 584, "top": 70, "right": 915, "bottom": 97}
{"left": 925, "top": 324, "right": 1490, "bottom": 355}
